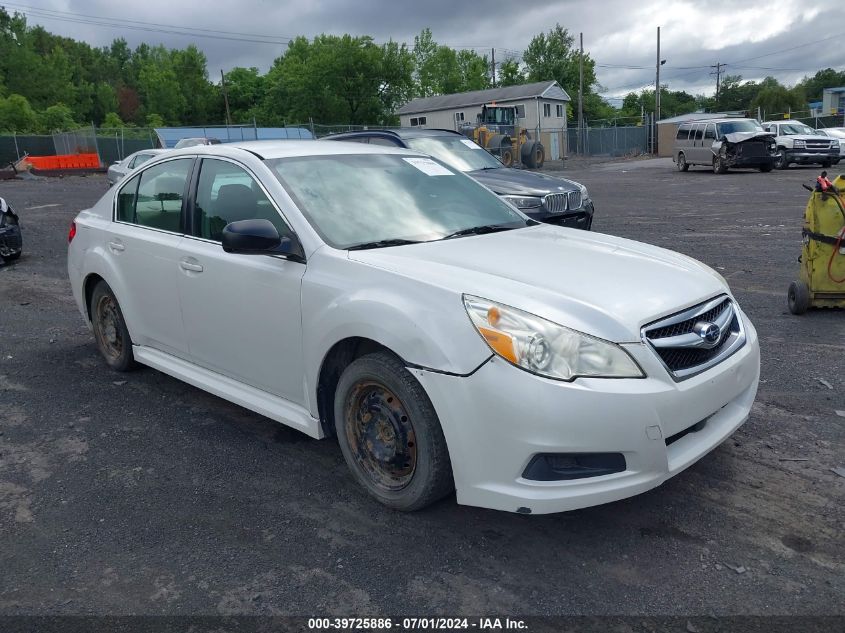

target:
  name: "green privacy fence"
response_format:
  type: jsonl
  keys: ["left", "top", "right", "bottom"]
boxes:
{"left": 0, "top": 128, "right": 159, "bottom": 168}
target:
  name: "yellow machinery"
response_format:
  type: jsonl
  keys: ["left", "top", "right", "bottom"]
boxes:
{"left": 462, "top": 104, "right": 545, "bottom": 169}
{"left": 788, "top": 174, "right": 845, "bottom": 314}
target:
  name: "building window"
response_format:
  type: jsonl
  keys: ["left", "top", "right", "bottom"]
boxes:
{"left": 454, "top": 112, "right": 464, "bottom": 122}
{"left": 556, "top": 104, "right": 564, "bottom": 118}
{"left": 543, "top": 103, "right": 551, "bottom": 117}
{"left": 409, "top": 116, "right": 427, "bottom": 127}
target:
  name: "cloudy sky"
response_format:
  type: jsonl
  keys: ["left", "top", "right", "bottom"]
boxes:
{"left": 6, "top": 0, "right": 844, "bottom": 103}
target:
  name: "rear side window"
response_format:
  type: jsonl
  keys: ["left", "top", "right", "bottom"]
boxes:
{"left": 116, "top": 158, "right": 192, "bottom": 233}
{"left": 692, "top": 125, "right": 704, "bottom": 140}
{"left": 676, "top": 125, "right": 690, "bottom": 140}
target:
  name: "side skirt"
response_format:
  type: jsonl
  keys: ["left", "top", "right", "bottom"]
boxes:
{"left": 133, "top": 345, "right": 323, "bottom": 439}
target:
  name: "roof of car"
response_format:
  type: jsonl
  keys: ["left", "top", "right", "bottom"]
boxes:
{"left": 163, "top": 140, "right": 426, "bottom": 161}
{"left": 323, "top": 128, "right": 462, "bottom": 140}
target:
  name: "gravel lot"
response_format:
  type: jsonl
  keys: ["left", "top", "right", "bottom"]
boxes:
{"left": 0, "top": 159, "right": 843, "bottom": 617}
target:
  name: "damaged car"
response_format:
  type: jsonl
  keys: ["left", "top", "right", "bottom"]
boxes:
{"left": 0, "top": 197, "right": 22, "bottom": 263}
{"left": 674, "top": 118, "right": 776, "bottom": 174}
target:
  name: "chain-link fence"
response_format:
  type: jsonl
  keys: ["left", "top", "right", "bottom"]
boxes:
{"left": 565, "top": 125, "right": 649, "bottom": 157}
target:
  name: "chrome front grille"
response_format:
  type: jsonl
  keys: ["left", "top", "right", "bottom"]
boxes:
{"left": 642, "top": 295, "right": 746, "bottom": 380}
{"left": 544, "top": 193, "right": 568, "bottom": 213}
{"left": 804, "top": 139, "right": 831, "bottom": 150}
{"left": 544, "top": 191, "right": 583, "bottom": 214}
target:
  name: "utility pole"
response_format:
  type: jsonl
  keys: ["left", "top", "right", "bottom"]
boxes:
{"left": 578, "top": 32, "right": 584, "bottom": 155}
{"left": 491, "top": 48, "right": 496, "bottom": 88}
{"left": 654, "top": 26, "right": 660, "bottom": 155}
{"left": 220, "top": 69, "right": 232, "bottom": 127}
{"left": 710, "top": 62, "right": 725, "bottom": 108}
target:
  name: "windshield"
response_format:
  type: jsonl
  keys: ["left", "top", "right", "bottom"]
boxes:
{"left": 404, "top": 136, "right": 503, "bottom": 172}
{"left": 780, "top": 123, "right": 815, "bottom": 135}
{"left": 265, "top": 154, "right": 528, "bottom": 249}
{"left": 716, "top": 121, "right": 763, "bottom": 135}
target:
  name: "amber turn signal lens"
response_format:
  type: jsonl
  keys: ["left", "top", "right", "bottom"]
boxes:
{"left": 478, "top": 326, "right": 517, "bottom": 363}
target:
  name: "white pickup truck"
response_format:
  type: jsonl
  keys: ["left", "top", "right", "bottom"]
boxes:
{"left": 762, "top": 121, "right": 840, "bottom": 169}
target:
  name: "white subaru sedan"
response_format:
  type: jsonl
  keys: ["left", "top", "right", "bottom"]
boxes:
{"left": 67, "top": 141, "right": 760, "bottom": 514}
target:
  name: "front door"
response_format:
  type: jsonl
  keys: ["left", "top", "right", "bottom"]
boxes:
{"left": 176, "top": 157, "right": 307, "bottom": 405}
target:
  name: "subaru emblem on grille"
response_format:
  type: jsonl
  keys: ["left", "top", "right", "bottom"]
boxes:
{"left": 693, "top": 321, "right": 721, "bottom": 347}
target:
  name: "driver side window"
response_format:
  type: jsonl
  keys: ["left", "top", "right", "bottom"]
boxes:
{"left": 193, "top": 159, "right": 291, "bottom": 242}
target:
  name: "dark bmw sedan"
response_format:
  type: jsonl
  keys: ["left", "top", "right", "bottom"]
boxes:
{"left": 323, "top": 128, "right": 594, "bottom": 230}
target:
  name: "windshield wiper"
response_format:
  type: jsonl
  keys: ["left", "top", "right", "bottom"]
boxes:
{"left": 347, "top": 238, "right": 423, "bottom": 251}
{"left": 440, "top": 224, "right": 517, "bottom": 240}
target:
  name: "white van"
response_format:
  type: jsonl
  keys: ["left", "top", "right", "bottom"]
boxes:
{"left": 673, "top": 118, "right": 776, "bottom": 174}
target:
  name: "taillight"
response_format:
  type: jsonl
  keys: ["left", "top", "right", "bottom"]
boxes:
{"left": 68, "top": 221, "right": 77, "bottom": 243}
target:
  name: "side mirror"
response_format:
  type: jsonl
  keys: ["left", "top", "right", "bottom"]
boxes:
{"left": 221, "top": 219, "right": 303, "bottom": 260}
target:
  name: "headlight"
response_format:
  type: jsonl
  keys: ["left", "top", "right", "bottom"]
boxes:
{"left": 793, "top": 140, "right": 805, "bottom": 148}
{"left": 463, "top": 295, "right": 644, "bottom": 381}
{"left": 578, "top": 183, "right": 590, "bottom": 204}
{"left": 502, "top": 195, "right": 542, "bottom": 209}
{"left": 831, "top": 140, "right": 840, "bottom": 149}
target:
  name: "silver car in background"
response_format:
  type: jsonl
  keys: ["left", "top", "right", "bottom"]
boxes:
{"left": 815, "top": 127, "right": 845, "bottom": 159}
{"left": 107, "top": 149, "right": 168, "bottom": 187}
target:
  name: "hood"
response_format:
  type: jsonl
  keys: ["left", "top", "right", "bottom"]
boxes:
{"left": 723, "top": 131, "right": 775, "bottom": 144}
{"left": 349, "top": 225, "right": 727, "bottom": 342}
{"left": 468, "top": 167, "right": 580, "bottom": 196}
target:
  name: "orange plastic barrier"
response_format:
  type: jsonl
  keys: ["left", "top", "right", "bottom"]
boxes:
{"left": 27, "top": 153, "right": 101, "bottom": 170}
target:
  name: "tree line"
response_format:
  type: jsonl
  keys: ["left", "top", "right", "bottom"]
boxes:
{"left": 0, "top": 7, "right": 842, "bottom": 134}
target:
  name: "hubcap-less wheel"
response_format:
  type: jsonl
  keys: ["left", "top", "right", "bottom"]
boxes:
{"left": 677, "top": 153, "right": 688, "bottom": 172}
{"left": 94, "top": 294, "right": 123, "bottom": 361}
{"left": 345, "top": 381, "right": 417, "bottom": 492}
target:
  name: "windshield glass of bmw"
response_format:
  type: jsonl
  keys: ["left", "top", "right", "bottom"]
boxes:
{"left": 716, "top": 121, "right": 763, "bottom": 135}
{"left": 404, "top": 136, "right": 503, "bottom": 172}
{"left": 265, "top": 154, "right": 528, "bottom": 249}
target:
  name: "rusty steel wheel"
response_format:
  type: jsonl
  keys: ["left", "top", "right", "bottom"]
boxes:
{"left": 90, "top": 281, "right": 135, "bottom": 371}
{"left": 345, "top": 381, "right": 417, "bottom": 491}
{"left": 334, "top": 352, "right": 453, "bottom": 511}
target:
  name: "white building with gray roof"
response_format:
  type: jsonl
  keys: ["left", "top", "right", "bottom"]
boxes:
{"left": 396, "top": 81, "right": 571, "bottom": 135}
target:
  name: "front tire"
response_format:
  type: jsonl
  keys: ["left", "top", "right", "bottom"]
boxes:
{"left": 759, "top": 163, "right": 773, "bottom": 173}
{"left": 677, "top": 153, "right": 689, "bottom": 172}
{"left": 774, "top": 149, "right": 789, "bottom": 170}
{"left": 90, "top": 281, "right": 136, "bottom": 371}
{"left": 334, "top": 352, "right": 453, "bottom": 511}
{"left": 788, "top": 280, "right": 810, "bottom": 315}
{"left": 713, "top": 154, "right": 728, "bottom": 174}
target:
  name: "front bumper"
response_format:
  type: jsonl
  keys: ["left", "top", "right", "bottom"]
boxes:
{"left": 726, "top": 155, "right": 774, "bottom": 168}
{"left": 786, "top": 150, "right": 840, "bottom": 164}
{"left": 527, "top": 201, "right": 594, "bottom": 231}
{"left": 413, "top": 310, "right": 759, "bottom": 514}
{"left": 0, "top": 225, "right": 22, "bottom": 258}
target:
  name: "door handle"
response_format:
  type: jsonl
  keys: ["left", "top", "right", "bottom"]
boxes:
{"left": 108, "top": 241, "right": 125, "bottom": 252}
{"left": 180, "top": 259, "right": 203, "bottom": 273}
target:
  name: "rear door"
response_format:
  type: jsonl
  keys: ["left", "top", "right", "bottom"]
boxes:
{"left": 107, "top": 157, "right": 194, "bottom": 356}
{"left": 176, "top": 157, "right": 307, "bottom": 404}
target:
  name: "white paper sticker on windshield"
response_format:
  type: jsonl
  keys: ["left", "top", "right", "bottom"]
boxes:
{"left": 460, "top": 139, "right": 482, "bottom": 149}
{"left": 403, "top": 157, "right": 454, "bottom": 176}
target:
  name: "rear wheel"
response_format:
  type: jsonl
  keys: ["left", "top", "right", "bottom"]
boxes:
{"left": 677, "top": 153, "right": 689, "bottom": 172}
{"left": 788, "top": 280, "right": 810, "bottom": 315}
{"left": 90, "top": 281, "right": 136, "bottom": 371}
{"left": 499, "top": 145, "right": 515, "bottom": 168}
{"left": 334, "top": 352, "right": 453, "bottom": 511}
